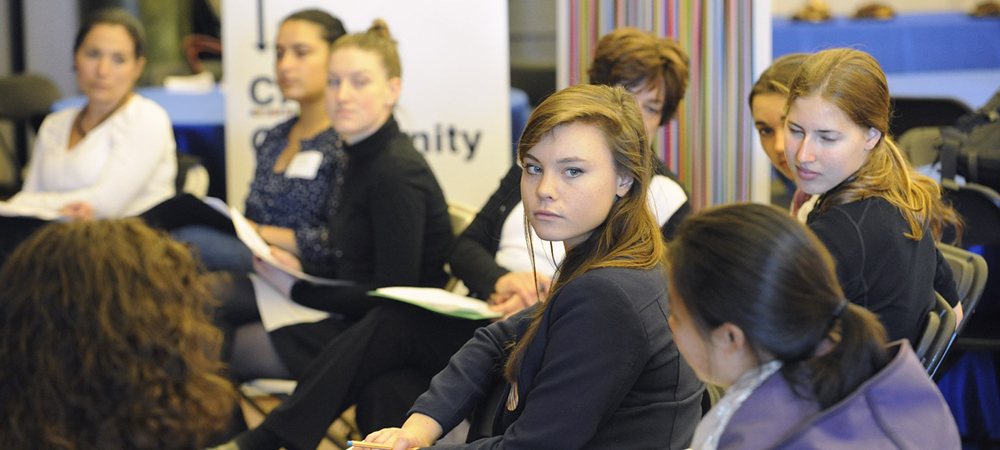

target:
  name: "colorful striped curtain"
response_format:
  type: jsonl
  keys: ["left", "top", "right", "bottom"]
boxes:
{"left": 558, "top": 0, "right": 759, "bottom": 209}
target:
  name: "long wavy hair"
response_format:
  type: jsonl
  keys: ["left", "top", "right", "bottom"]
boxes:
{"left": 504, "top": 84, "right": 663, "bottom": 382}
{"left": 667, "top": 203, "right": 890, "bottom": 408}
{"left": 588, "top": 27, "right": 690, "bottom": 125}
{"left": 0, "top": 219, "right": 236, "bottom": 450}
{"left": 786, "top": 48, "right": 961, "bottom": 241}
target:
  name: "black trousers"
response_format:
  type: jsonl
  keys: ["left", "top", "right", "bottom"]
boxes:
{"left": 260, "top": 302, "right": 486, "bottom": 450}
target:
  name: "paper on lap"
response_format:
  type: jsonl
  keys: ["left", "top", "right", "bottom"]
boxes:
{"left": 370, "top": 287, "right": 502, "bottom": 320}
{"left": 250, "top": 273, "right": 331, "bottom": 331}
{"left": 0, "top": 200, "right": 65, "bottom": 221}
{"left": 230, "top": 207, "right": 350, "bottom": 286}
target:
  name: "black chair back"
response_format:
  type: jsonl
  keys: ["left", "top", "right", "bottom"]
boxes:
{"left": 917, "top": 293, "right": 958, "bottom": 379}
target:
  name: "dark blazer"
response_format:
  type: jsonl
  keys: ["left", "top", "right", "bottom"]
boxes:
{"left": 410, "top": 265, "right": 704, "bottom": 450}
{"left": 450, "top": 162, "right": 690, "bottom": 298}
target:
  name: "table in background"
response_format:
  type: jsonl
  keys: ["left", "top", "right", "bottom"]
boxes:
{"left": 53, "top": 86, "right": 227, "bottom": 199}
{"left": 773, "top": 12, "right": 1000, "bottom": 74}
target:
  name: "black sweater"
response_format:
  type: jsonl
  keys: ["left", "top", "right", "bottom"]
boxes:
{"left": 291, "top": 117, "right": 454, "bottom": 320}
{"left": 808, "top": 193, "right": 958, "bottom": 344}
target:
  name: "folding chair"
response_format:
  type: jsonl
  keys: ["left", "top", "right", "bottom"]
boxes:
{"left": 915, "top": 292, "right": 958, "bottom": 379}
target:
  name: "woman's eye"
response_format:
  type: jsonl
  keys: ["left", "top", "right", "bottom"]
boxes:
{"left": 328, "top": 77, "right": 340, "bottom": 87}
{"left": 645, "top": 106, "right": 662, "bottom": 115}
{"left": 757, "top": 127, "right": 773, "bottom": 137}
{"left": 565, "top": 168, "right": 583, "bottom": 177}
{"left": 524, "top": 164, "right": 541, "bottom": 175}
{"left": 820, "top": 136, "right": 837, "bottom": 143}
{"left": 353, "top": 78, "right": 369, "bottom": 88}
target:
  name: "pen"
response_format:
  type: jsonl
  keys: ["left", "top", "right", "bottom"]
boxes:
{"left": 346, "top": 440, "right": 420, "bottom": 450}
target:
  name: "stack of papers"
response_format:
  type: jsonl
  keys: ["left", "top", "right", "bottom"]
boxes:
{"left": 370, "top": 287, "right": 502, "bottom": 320}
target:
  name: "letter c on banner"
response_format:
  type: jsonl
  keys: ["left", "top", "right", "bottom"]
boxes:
{"left": 250, "top": 76, "right": 274, "bottom": 105}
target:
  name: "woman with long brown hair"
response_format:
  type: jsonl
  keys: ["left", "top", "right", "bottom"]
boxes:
{"left": 784, "top": 48, "right": 963, "bottom": 344}
{"left": 364, "top": 83, "right": 703, "bottom": 450}
{"left": 0, "top": 219, "right": 236, "bottom": 449}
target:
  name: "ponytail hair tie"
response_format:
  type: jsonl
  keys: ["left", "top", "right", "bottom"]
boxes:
{"left": 831, "top": 298, "right": 849, "bottom": 319}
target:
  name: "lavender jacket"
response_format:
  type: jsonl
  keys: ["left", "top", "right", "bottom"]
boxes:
{"left": 718, "top": 340, "right": 960, "bottom": 449}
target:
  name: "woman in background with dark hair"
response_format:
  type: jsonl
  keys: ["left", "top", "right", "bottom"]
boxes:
{"left": 666, "top": 203, "right": 959, "bottom": 449}
{"left": 0, "top": 7, "right": 176, "bottom": 262}
{"left": 173, "top": 9, "right": 347, "bottom": 274}
{"left": 748, "top": 53, "right": 815, "bottom": 220}
{"left": 0, "top": 219, "right": 236, "bottom": 450}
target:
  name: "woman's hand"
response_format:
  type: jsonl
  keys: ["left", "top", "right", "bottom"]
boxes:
{"left": 269, "top": 245, "right": 303, "bottom": 272}
{"left": 363, "top": 413, "right": 442, "bottom": 450}
{"left": 489, "top": 272, "right": 551, "bottom": 319}
{"left": 59, "top": 201, "right": 95, "bottom": 221}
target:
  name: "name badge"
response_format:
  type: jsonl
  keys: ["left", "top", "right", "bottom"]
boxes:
{"left": 284, "top": 150, "right": 324, "bottom": 180}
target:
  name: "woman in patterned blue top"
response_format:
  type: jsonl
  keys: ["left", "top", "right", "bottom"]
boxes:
{"left": 173, "top": 9, "right": 346, "bottom": 274}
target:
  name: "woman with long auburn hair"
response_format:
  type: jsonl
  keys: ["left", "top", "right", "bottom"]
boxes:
{"left": 784, "top": 48, "right": 963, "bottom": 344}
{"left": 363, "top": 83, "right": 703, "bottom": 450}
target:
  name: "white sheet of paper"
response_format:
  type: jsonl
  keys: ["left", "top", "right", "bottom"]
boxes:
{"left": 372, "top": 287, "right": 502, "bottom": 319}
{"left": 230, "top": 207, "right": 351, "bottom": 286}
{"left": 250, "top": 273, "right": 331, "bottom": 331}
{"left": 284, "top": 150, "right": 324, "bottom": 180}
{"left": 202, "top": 196, "right": 232, "bottom": 217}
{"left": 0, "top": 200, "right": 64, "bottom": 221}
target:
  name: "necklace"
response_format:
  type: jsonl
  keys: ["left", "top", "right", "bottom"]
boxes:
{"left": 74, "top": 92, "right": 133, "bottom": 137}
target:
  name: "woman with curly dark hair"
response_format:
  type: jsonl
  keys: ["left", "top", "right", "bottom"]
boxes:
{"left": 0, "top": 218, "right": 237, "bottom": 450}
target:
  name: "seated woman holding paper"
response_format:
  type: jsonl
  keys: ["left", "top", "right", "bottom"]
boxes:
{"left": 360, "top": 84, "right": 703, "bottom": 450}
{"left": 216, "top": 18, "right": 454, "bottom": 392}
{"left": 0, "top": 8, "right": 175, "bottom": 260}
{"left": 171, "top": 9, "right": 347, "bottom": 274}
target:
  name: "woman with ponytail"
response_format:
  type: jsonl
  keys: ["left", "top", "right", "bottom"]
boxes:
{"left": 363, "top": 84, "right": 703, "bottom": 450}
{"left": 666, "top": 203, "right": 959, "bottom": 449}
{"left": 784, "top": 48, "right": 963, "bottom": 344}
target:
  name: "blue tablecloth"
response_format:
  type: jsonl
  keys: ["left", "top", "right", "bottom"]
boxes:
{"left": 774, "top": 12, "right": 1000, "bottom": 74}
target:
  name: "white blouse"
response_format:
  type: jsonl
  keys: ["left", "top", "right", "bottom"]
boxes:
{"left": 10, "top": 94, "right": 176, "bottom": 218}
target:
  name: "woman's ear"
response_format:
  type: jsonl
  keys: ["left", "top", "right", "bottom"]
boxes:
{"left": 615, "top": 174, "right": 634, "bottom": 197}
{"left": 863, "top": 127, "right": 882, "bottom": 151}
{"left": 386, "top": 76, "right": 402, "bottom": 107}
{"left": 711, "top": 322, "right": 747, "bottom": 355}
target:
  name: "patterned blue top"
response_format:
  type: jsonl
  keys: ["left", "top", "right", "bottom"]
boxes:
{"left": 244, "top": 116, "right": 342, "bottom": 266}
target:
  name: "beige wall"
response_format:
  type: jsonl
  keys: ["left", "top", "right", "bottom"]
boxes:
{"left": 772, "top": 0, "right": 981, "bottom": 17}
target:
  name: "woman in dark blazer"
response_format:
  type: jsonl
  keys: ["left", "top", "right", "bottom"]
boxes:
{"left": 364, "top": 84, "right": 703, "bottom": 450}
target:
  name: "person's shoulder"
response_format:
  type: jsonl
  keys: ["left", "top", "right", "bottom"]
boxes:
{"left": 562, "top": 266, "right": 668, "bottom": 307}
{"left": 122, "top": 94, "right": 171, "bottom": 124}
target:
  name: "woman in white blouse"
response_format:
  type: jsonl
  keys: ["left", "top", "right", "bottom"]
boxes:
{"left": 8, "top": 7, "right": 175, "bottom": 220}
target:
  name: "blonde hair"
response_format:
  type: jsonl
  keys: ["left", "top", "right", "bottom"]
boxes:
{"left": 504, "top": 84, "right": 663, "bottom": 382}
{"left": 786, "top": 48, "right": 960, "bottom": 241}
{"left": 330, "top": 18, "right": 401, "bottom": 78}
